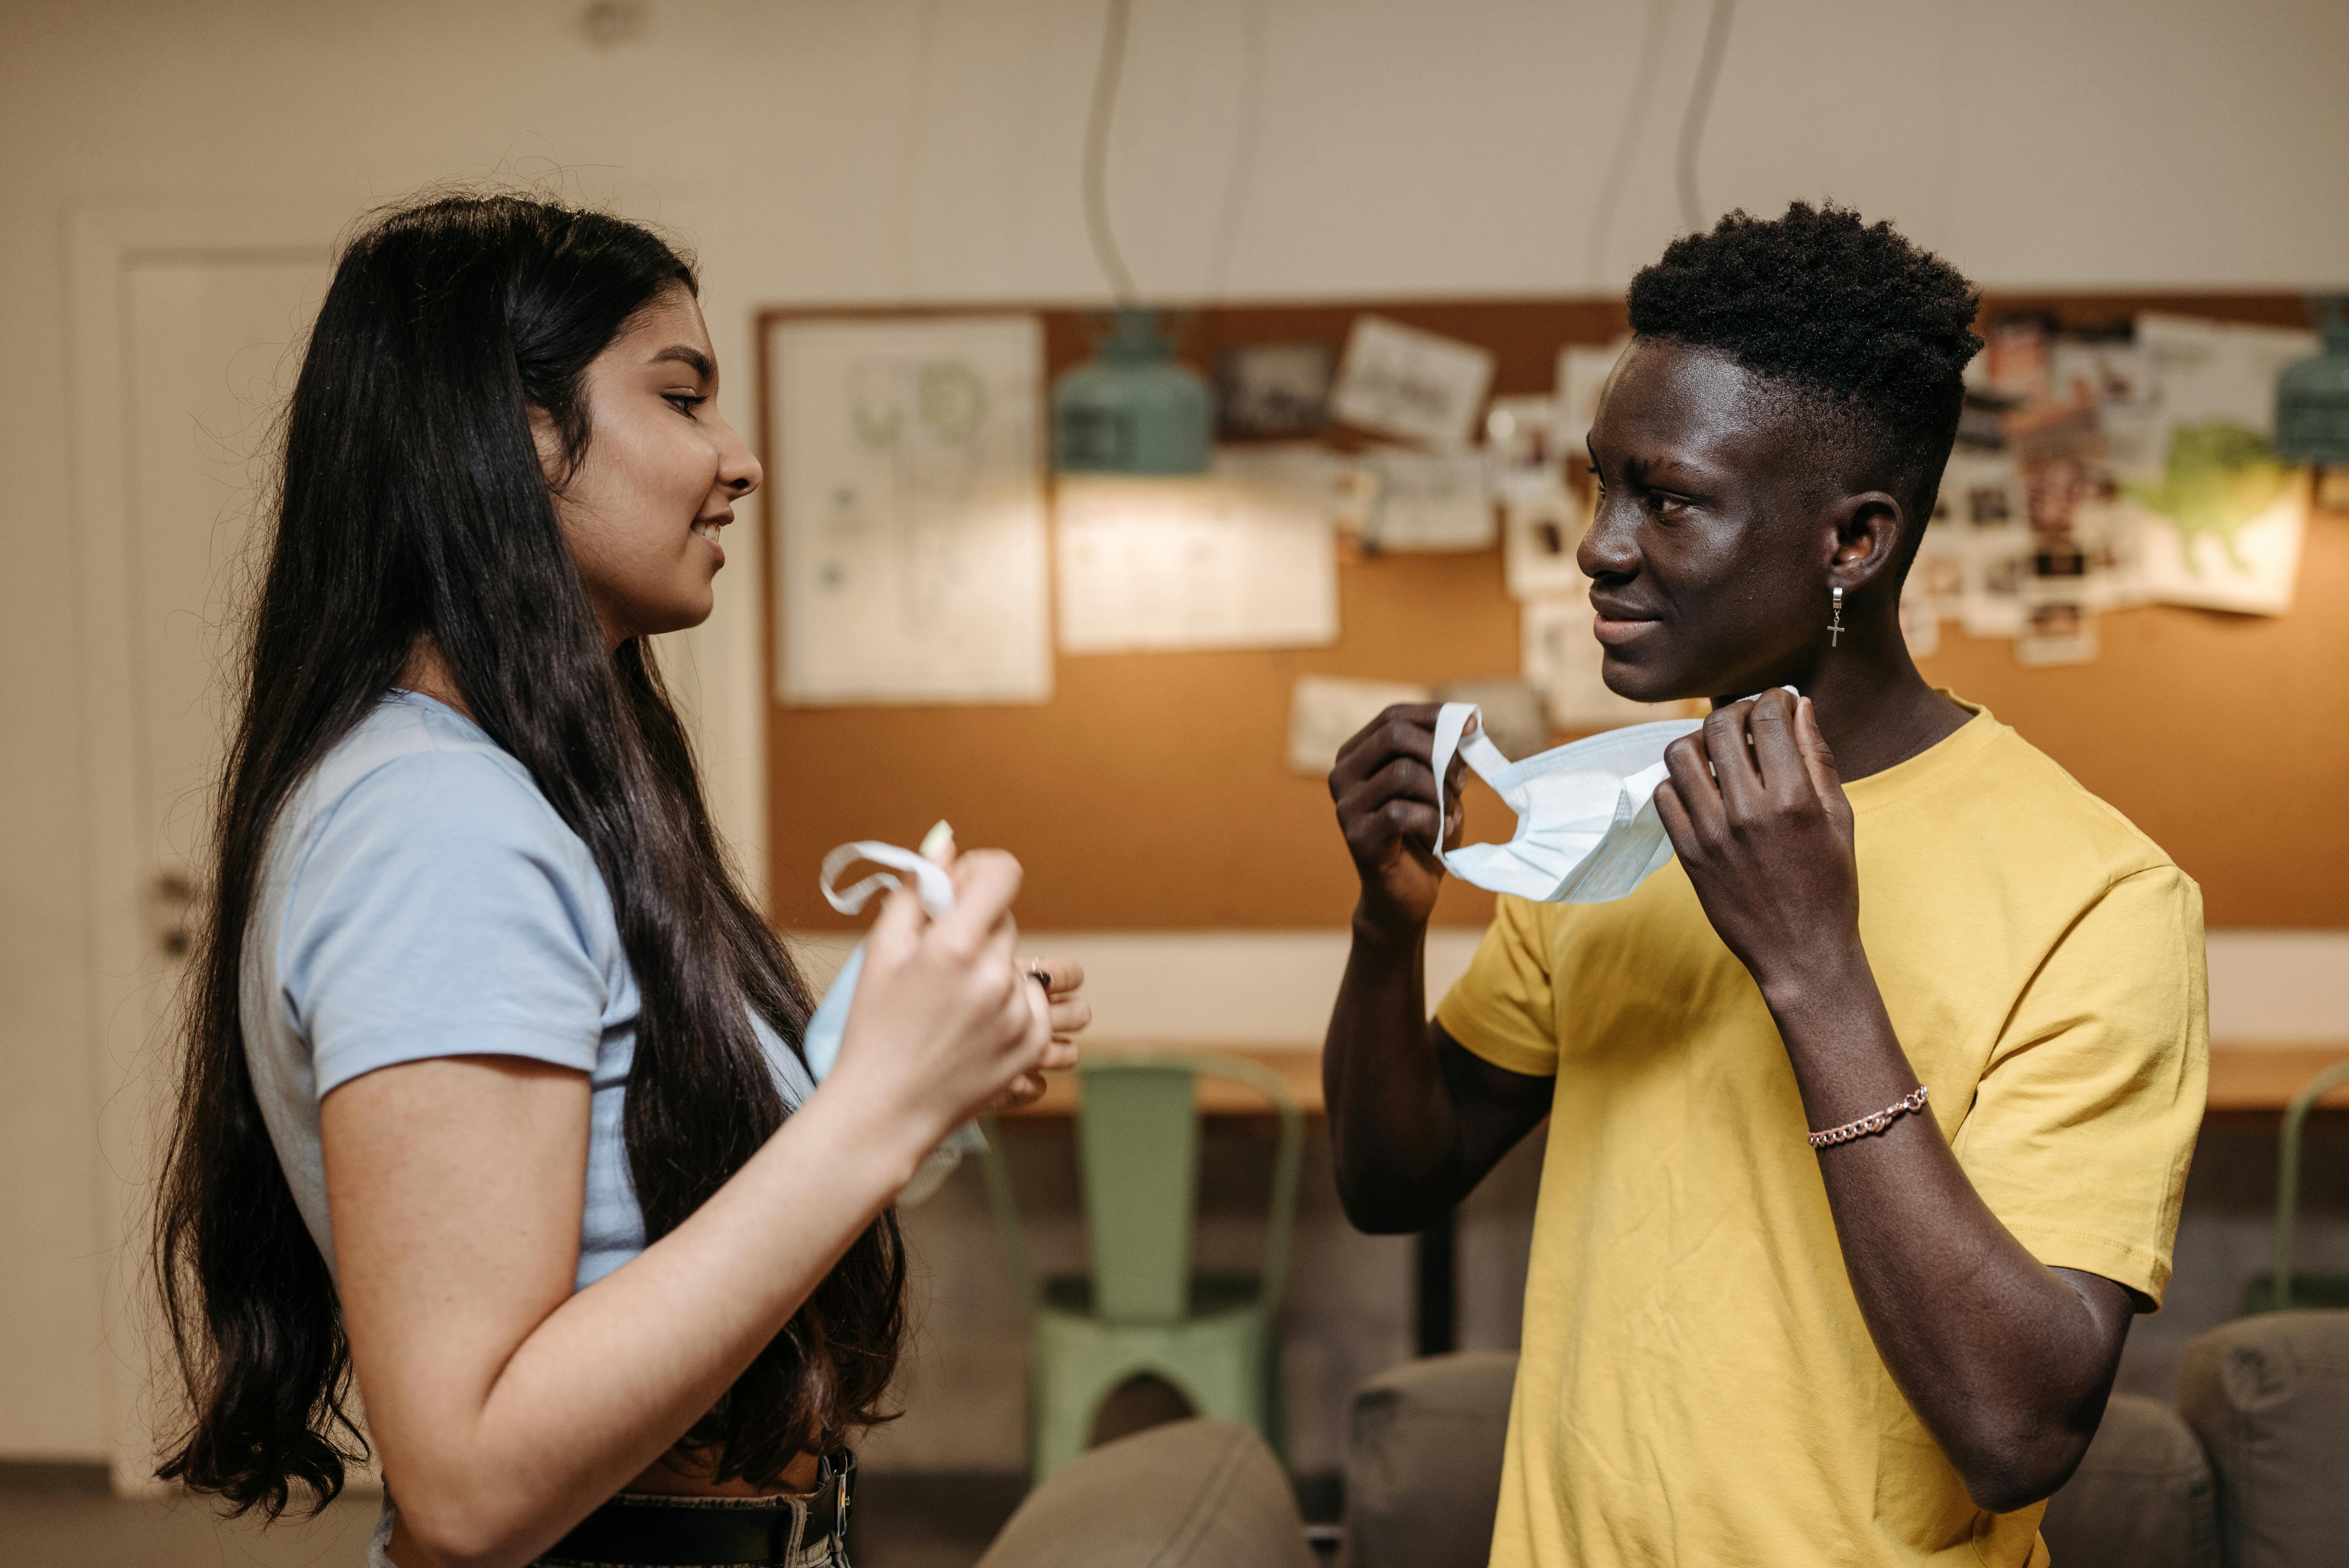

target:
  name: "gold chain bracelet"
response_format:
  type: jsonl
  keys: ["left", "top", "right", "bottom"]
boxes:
{"left": 1807, "top": 1084, "right": 1929, "bottom": 1149}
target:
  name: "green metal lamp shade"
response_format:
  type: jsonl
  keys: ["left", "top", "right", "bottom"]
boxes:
{"left": 1052, "top": 308, "right": 1213, "bottom": 475}
{"left": 2275, "top": 295, "right": 2349, "bottom": 467}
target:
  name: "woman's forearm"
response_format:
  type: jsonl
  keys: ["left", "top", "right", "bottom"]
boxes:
{"left": 376, "top": 1086, "right": 926, "bottom": 1568}
{"left": 349, "top": 861, "right": 1059, "bottom": 1568}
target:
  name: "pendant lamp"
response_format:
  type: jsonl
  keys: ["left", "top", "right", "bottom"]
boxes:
{"left": 1052, "top": 308, "right": 1212, "bottom": 475}
{"left": 2275, "top": 296, "right": 2349, "bottom": 468}
{"left": 1050, "top": 0, "right": 1213, "bottom": 476}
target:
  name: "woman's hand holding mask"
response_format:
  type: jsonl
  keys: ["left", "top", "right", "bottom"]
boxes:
{"left": 824, "top": 850, "right": 1053, "bottom": 1173}
{"left": 922, "top": 821, "right": 1088, "bottom": 1112}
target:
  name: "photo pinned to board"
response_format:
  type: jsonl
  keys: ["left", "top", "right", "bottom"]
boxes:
{"left": 1431, "top": 679, "right": 1551, "bottom": 761}
{"left": 1286, "top": 674, "right": 1432, "bottom": 775}
{"left": 1330, "top": 315, "right": 1496, "bottom": 450}
{"left": 1215, "top": 341, "right": 1334, "bottom": 439}
{"left": 1354, "top": 449, "right": 1496, "bottom": 552}
{"left": 1936, "top": 451, "right": 2034, "bottom": 639}
{"left": 1907, "top": 499, "right": 1968, "bottom": 627}
{"left": 1485, "top": 395, "right": 1563, "bottom": 478}
{"left": 1912, "top": 308, "right": 2318, "bottom": 667}
{"left": 2016, "top": 600, "right": 2099, "bottom": 667}
{"left": 2014, "top": 538, "right": 2099, "bottom": 667}
{"left": 1502, "top": 477, "right": 1589, "bottom": 601}
{"left": 1554, "top": 338, "right": 1631, "bottom": 452}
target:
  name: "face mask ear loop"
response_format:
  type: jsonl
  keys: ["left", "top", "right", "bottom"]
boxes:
{"left": 1430, "top": 703, "right": 1536, "bottom": 866}
{"left": 820, "top": 841, "right": 958, "bottom": 920}
{"left": 1428, "top": 704, "right": 1491, "bottom": 870}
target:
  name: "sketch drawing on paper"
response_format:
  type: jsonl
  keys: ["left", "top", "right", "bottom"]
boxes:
{"left": 770, "top": 315, "right": 1052, "bottom": 704}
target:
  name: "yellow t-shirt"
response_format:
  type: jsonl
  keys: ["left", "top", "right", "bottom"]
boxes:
{"left": 1435, "top": 701, "right": 2207, "bottom": 1568}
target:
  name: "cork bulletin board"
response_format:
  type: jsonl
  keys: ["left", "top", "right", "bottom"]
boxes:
{"left": 758, "top": 295, "right": 2348, "bottom": 932}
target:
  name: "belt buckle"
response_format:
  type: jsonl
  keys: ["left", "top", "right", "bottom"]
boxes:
{"left": 814, "top": 1447, "right": 855, "bottom": 1564}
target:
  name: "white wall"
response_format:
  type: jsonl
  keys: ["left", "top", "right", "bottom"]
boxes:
{"left": 5, "top": 0, "right": 2348, "bottom": 1464}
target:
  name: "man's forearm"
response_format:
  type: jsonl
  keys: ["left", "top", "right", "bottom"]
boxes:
{"left": 1323, "top": 909, "right": 1464, "bottom": 1231}
{"left": 1765, "top": 947, "right": 2124, "bottom": 1511}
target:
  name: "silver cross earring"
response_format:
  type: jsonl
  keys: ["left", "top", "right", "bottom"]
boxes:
{"left": 1829, "top": 585, "right": 1845, "bottom": 647}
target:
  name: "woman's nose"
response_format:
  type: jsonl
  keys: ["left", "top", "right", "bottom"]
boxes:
{"left": 713, "top": 416, "right": 763, "bottom": 496}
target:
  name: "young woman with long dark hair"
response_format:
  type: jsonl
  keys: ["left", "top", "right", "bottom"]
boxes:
{"left": 151, "top": 191, "right": 1087, "bottom": 1568}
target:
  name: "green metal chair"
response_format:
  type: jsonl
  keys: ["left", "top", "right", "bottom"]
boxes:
{"left": 979, "top": 1055, "right": 1303, "bottom": 1483}
{"left": 2240, "top": 1056, "right": 2349, "bottom": 1313}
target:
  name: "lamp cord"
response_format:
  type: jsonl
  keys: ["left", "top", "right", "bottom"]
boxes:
{"left": 1675, "top": 0, "right": 1736, "bottom": 234}
{"left": 1584, "top": 0, "right": 1674, "bottom": 287}
{"left": 1082, "top": 0, "right": 1140, "bottom": 304}
{"left": 1200, "top": 0, "right": 1267, "bottom": 300}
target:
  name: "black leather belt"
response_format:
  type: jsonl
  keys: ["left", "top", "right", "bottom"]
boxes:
{"left": 537, "top": 1448, "right": 854, "bottom": 1567}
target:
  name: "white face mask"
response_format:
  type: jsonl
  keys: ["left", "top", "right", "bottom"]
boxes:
{"left": 801, "top": 838, "right": 986, "bottom": 1205}
{"left": 1430, "top": 703, "right": 1703, "bottom": 904}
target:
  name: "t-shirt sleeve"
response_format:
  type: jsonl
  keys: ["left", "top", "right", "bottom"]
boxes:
{"left": 277, "top": 749, "right": 612, "bottom": 1098}
{"left": 1434, "top": 895, "right": 1563, "bottom": 1078}
{"left": 1951, "top": 864, "right": 2209, "bottom": 1308}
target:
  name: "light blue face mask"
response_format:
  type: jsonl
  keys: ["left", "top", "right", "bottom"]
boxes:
{"left": 1430, "top": 703, "right": 1704, "bottom": 903}
{"left": 801, "top": 838, "right": 986, "bottom": 1206}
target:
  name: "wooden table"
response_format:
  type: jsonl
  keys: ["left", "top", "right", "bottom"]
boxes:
{"left": 2206, "top": 1045, "right": 2349, "bottom": 1113}
{"left": 995, "top": 1044, "right": 1323, "bottom": 1120}
{"left": 1000, "top": 1041, "right": 2348, "bottom": 1120}
{"left": 999, "top": 1041, "right": 2348, "bottom": 1357}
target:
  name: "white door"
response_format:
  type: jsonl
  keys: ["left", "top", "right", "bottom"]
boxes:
{"left": 126, "top": 258, "right": 331, "bottom": 957}
{"left": 65, "top": 221, "right": 333, "bottom": 1485}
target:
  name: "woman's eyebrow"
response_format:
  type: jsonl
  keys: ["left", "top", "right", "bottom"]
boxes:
{"left": 649, "top": 344, "right": 713, "bottom": 381}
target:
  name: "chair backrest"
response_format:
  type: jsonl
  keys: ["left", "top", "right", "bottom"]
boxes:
{"left": 979, "top": 1057, "right": 1305, "bottom": 1328}
{"left": 1078, "top": 1062, "right": 1204, "bottom": 1323}
{"left": 976, "top": 1112, "right": 1036, "bottom": 1313}
{"left": 2271, "top": 1058, "right": 2349, "bottom": 1309}
{"left": 1075, "top": 1055, "right": 1305, "bottom": 1327}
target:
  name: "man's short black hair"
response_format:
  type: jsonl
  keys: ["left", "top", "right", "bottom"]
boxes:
{"left": 1626, "top": 201, "right": 1983, "bottom": 541}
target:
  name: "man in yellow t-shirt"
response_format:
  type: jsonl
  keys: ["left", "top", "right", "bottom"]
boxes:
{"left": 1322, "top": 203, "right": 2206, "bottom": 1568}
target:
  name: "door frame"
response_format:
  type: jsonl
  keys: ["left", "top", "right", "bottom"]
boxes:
{"left": 64, "top": 201, "right": 347, "bottom": 1492}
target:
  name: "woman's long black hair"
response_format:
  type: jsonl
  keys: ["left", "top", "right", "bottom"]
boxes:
{"left": 152, "top": 191, "right": 904, "bottom": 1516}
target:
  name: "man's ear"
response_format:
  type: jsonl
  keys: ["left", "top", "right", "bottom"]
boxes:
{"left": 1824, "top": 490, "right": 1906, "bottom": 598}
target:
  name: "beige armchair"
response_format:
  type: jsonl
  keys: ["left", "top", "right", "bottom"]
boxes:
{"left": 976, "top": 1312, "right": 2349, "bottom": 1568}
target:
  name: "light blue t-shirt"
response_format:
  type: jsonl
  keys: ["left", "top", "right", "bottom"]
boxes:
{"left": 242, "top": 689, "right": 815, "bottom": 1292}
